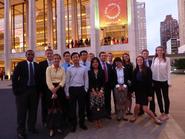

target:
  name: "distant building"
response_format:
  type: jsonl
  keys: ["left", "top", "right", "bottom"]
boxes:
{"left": 134, "top": 2, "right": 147, "bottom": 55}
{"left": 178, "top": 45, "right": 185, "bottom": 53}
{"left": 166, "top": 38, "right": 180, "bottom": 54}
{"left": 178, "top": 0, "right": 185, "bottom": 46}
{"left": 160, "top": 15, "right": 179, "bottom": 49}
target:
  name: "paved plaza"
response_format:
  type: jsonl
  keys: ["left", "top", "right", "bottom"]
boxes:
{"left": 0, "top": 74, "right": 185, "bottom": 139}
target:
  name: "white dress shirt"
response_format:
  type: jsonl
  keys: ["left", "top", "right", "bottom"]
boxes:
{"left": 115, "top": 67, "right": 127, "bottom": 88}
{"left": 151, "top": 57, "right": 171, "bottom": 85}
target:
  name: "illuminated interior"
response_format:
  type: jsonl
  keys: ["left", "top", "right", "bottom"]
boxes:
{"left": 0, "top": 8, "right": 4, "bottom": 54}
{"left": 64, "top": 0, "right": 91, "bottom": 48}
{"left": 98, "top": 0, "right": 128, "bottom": 46}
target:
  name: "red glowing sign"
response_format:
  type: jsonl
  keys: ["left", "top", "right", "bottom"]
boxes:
{"left": 99, "top": 0, "right": 128, "bottom": 27}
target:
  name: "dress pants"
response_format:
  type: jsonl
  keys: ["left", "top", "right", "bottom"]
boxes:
{"left": 41, "top": 88, "right": 50, "bottom": 125}
{"left": 153, "top": 80, "right": 170, "bottom": 114}
{"left": 69, "top": 86, "right": 86, "bottom": 127}
{"left": 104, "top": 83, "right": 112, "bottom": 116}
{"left": 16, "top": 87, "right": 39, "bottom": 134}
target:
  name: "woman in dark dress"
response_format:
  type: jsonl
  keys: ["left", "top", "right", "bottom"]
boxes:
{"left": 88, "top": 57, "right": 106, "bottom": 128}
{"left": 130, "top": 56, "right": 162, "bottom": 124}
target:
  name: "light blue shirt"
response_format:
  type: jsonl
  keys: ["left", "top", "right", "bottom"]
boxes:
{"left": 65, "top": 65, "right": 89, "bottom": 96}
{"left": 61, "top": 62, "right": 71, "bottom": 72}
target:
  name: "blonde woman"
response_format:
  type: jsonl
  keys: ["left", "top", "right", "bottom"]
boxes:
{"left": 46, "top": 54, "right": 65, "bottom": 137}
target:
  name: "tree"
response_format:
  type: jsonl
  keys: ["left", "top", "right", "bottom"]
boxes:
{"left": 174, "top": 59, "right": 185, "bottom": 69}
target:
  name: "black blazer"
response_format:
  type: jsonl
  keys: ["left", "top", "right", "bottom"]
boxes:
{"left": 88, "top": 70, "right": 105, "bottom": 91}
{"left": 112, "top": 67, "right": 129, "bottom": 88}
{"left": 38, "top": 60, "right": 49, "bottom": 91}
{"left": 144, "top": 59, "right": 152, "bottom": 68}
{"left": 12, "top": 60, "right": 39, "bottom": 96}
{"left": 101, "top": 62, "right": 113, "bottom": 86}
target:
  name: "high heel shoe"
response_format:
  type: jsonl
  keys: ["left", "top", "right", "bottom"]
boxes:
{"left": 129, "top": 116, "right": 137, "bottom": 123}
{"left": 154, "top": 118, "right": 163, "bottom": 125}
{"left": 49, "top": 130, "right": 54, "bottom": 137}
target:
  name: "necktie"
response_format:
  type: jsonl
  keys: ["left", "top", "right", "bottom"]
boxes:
{"left": 68, "top": 64, "right": 70, "bottom": 67}
{"left": 48, "top": 61, "right": 52, "bottom": 66}
{"left": 83, "top": 62, "right": 86, "bottom": 66}
{"left": 103, "top": 62, "right": 108, "bottom": 82}
{"left": 29, "top": 62, "right": 35, "bottom": 86}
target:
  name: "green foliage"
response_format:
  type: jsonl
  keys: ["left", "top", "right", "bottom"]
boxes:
{"left": 174, "top": 59, "right": 185, "bottom": 69}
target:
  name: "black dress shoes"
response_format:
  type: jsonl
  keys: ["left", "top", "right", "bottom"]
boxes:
{"left": 28, "top": 128, "right": 39, "bottom": 134}
{"left": 106, "top": 115, "right": 112, "bottom": 119}
{"left": 70, "top": 126, "right": 76, "bottom": 133}
{"left": 79, "top": 124, "right": 88, "bottom": 130}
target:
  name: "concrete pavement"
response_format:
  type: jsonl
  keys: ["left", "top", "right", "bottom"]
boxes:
{"left": 0, "top": 74, "right": 185, "bottom": 139}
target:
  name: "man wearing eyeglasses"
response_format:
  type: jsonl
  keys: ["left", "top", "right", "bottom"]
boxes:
{"left": 12, "top": 50, "right": 40, "bottom": 139}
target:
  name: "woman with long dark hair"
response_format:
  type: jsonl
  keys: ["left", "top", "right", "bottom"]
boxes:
{"left": 130, "top": 56, "right": 162, "bottom": 124}
{"left": 88, "top": 57, "right": 106, "bottom": 128}
{"left": 151, "top": 46, "right": 171, "bottom": 121}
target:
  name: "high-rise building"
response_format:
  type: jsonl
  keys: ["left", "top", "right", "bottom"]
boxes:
{"left": 178, "top": 0, "right": 185, "bottom": 46}
{"left": 134, "top": 1, "right": 147, "bottom": 55}
{"left": 160, "top": 15, "right": 179, "bottom": 49}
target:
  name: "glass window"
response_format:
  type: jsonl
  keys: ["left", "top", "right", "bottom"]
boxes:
{"left": 36, "top": 0, "right": 48, "bottom": 51}
{"left": 64, "top": 0, "right": 91, "bottom": 48}
{"left": 0, "top": 8, "right": 4, "bottom": 54}
{"left": 12, "top": 3, "right": 27, "bottom": 53}
{"left": 52, "top": 0, "right": 57, "bottom": 49}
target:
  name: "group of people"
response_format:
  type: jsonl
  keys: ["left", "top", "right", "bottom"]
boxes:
{"left": 12, "top": 46, "right": 171, "bottom": 139}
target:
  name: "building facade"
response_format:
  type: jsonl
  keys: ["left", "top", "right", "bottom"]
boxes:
{"left": 160, "top": 15, "right": 179, "bottom": 49}
{"left": 166, "top": 38, "right": 180, "bottom": 54}
{"left": 134, "top": 2, "right": 147, "bottom": 55}
{"left": 178, "top": 0, "right": 185, "bottom": 47}
{"left": 0, "top": 0, "right": 138, "bottom": 78}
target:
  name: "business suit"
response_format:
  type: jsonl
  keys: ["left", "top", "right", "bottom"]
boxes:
{"left": 12, "top": 60, "right": 39, "bottom": 135}
{"left": 100, "top": 62, "right": 113, "bottom": 117}
{"left": 39, "top": 60, "right": 50, "bottom": 125}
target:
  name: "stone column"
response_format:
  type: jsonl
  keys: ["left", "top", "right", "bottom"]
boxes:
{"left": 4, "top": 0, "right": 11, "bottom": 78}
{"left": 28, "top": 0, "right": 36, "bottom": 51}
{"left": 90, "top": 0, "right": 100, "bottom": 55}
{"left": 47, "top": 0, "right": 53, "bottom": 47}
{"left": 56, "top": 0, "right": 66, "bottom": 55}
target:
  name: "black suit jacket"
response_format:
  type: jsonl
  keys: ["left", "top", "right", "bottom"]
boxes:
{"left": 38, "top": 60, "right": 49, "bottom": 92}
{"left": 101, "top": 62, "right": 113, "bottom": 87}
{"left": 12, "top": 60, "right": 39, "bottom": 96}
{"left": 112, "top": 67, "right": 129, "bottom": 88}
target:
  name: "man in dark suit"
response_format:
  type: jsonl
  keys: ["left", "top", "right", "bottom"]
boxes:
{"left": 141, "top": 49, "right": 156, "bottom": 116}
{"left": 99, "top": 51, "right": 113, "bottom": 119}
{"left": 12, "top": 50, "right": 39, "bottom": 139}
{"left": 38, "top": 48, "right": 53, "bottom": 127}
